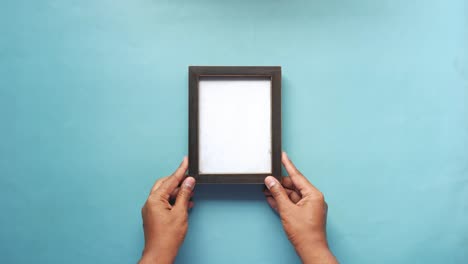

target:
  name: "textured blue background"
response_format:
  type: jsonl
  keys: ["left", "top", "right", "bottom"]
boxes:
{"left": 1, "top": 0, "right": 467, "bottom": 263}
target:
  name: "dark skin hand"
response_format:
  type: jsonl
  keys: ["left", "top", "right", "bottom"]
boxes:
{"left": 139, "top": 157, "right": 195, "bottom": 264}
{"left": 263, "top": 152, "right": 338, "bottom": 263}
{"left": 139, "top": 153, "right": 337, "bottom": 264}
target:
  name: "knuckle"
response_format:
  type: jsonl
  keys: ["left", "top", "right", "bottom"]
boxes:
{"left": 178, "top": 188, "right": 191, "bottom": 198}
{"left": 148, "top": 192, "right": 166, "bottom": 204}
{"left": 149, "top": 192, "right": 158, "bottom": 200}
{"left": 317, "top": 191, "right": 325, "bottom": 201}
{"left": 308, "top": 191, "right": 325, "bottom": 202}
{"left": 147, "top": 194, "right": 156, "bottom": 203}
{"left": 155, "top": 177, "right": 166, "bottom": 185}
{"left": 271, "top": 188, "right": 281, "bottom": 197}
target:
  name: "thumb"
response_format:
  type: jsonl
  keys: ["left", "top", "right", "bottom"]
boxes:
{"left": 265, "top": 176, "right": 292, "bottom": 212}
{"left": 175, "top": 177, "right": 196, "bottom": 210}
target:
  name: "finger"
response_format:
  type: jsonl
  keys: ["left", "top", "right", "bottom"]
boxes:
{"left": 189, "top": 201, "right": 195, "bottom": 209}
{"left": 175, "top": 177, "right": 196, "bottom": 210}
{"left": 281, "top": 176, "right": 294, "bottom": 189}
{"left": 150, "top": 155, "right": 188, "bottom": 195}
{"left": 170, "top": 187, "right": 180, "bottom": 199}
{"left": 172, "top": 156, "right": 189, "bottom": 179}
{"left": 263, "top": 187, "right": 297, "bottom": 197}
{"left": 158, "top": 157, "right": 189, "bottom": 198}
{"left": 170, "top": 187, "right": 195, "bottom": 199}
{"left": 264, "top": 187, "right": 301, "bottom": 204}
{"left": 264, "top": 176, "right": 292, "bottom": 212}
{"left": 282, "top": 152, "right": 316, "bottom": 196}
{"left": 266, "top": 196, "right": 278, "bottom": 212}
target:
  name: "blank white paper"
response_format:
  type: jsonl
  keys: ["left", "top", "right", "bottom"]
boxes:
{"left": 199, "top": 77, "right": 272, "bottom": 174}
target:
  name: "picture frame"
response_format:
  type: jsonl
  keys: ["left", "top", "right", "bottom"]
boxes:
{"left": 188, "top": 66, "right": 282, "bottom": 184}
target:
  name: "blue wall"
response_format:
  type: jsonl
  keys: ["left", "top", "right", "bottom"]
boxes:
{"left": 1, "top": 0, "right": 467, "bottom": 263}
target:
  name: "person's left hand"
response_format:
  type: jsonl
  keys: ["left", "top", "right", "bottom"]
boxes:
{"left": 139, "top": 157, "right": 196, "bottom": 264}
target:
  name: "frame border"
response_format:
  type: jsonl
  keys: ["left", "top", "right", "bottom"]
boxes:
{"left": 189, "top": 66, "right": 282, "bottom": 184}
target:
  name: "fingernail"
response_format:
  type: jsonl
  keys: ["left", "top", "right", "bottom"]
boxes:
{"left": 283, "top": 152, "right": 288, "bottom": 159}
{"left": 265, "top": 176, "right": 277, "bottom": 189}
{"left": 184, "top": 177, "right": 195, "bottom": 190}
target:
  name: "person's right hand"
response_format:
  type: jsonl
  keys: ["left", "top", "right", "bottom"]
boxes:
{"left": 263, "top": 152, "right": 338, "bottom": 264}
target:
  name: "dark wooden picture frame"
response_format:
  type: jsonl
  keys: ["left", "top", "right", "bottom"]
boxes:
{"left": 188, "top": 66, "right": 282, "bottom": 184}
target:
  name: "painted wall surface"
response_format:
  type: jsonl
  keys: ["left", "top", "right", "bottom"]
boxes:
{"left": 1, "top": 1, "right": 467, "bottom": 263}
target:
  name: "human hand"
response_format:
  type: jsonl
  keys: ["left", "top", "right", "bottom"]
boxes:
{"left": 139, "top": 157, "right": 196, "bottom": 264}
{"left": 264, "top": 152, "right": 338, "bottom": 264}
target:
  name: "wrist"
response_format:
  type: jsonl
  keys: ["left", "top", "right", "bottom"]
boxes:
{"left": 292, "top": 234, "right": 327, "bottom": 253}
{"left": 295, "top": 239, "right": 336, "bottom": 264}
{"left": 139, "top": 246, "right": 177, "bottom": 264}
